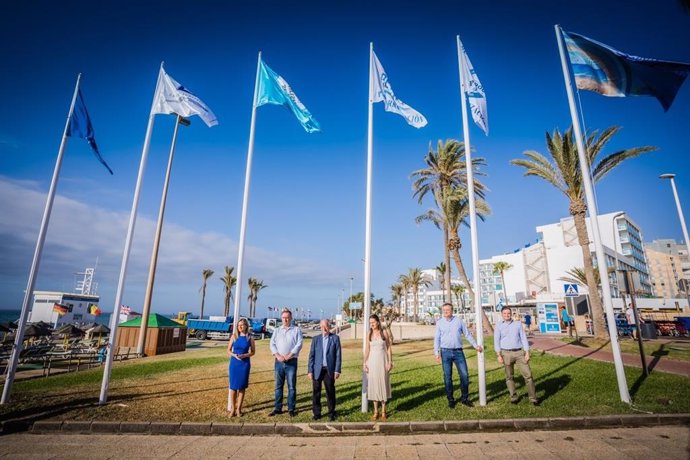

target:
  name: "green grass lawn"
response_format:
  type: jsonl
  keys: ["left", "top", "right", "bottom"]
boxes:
{"left": 1, "top": 337, "right": 688, "bottom": 424}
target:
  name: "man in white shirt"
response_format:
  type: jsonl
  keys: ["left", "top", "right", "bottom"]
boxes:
{"left": 268, "top": 309, "right": 303, "bottom": 417}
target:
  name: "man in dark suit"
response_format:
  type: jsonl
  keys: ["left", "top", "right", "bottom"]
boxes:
{"left": 307, "top": 319, "right": 342, "bottom": 421}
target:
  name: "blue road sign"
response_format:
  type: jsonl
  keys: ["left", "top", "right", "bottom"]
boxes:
{"left": 564, "top": 284, "right": 579, "bottom": 297}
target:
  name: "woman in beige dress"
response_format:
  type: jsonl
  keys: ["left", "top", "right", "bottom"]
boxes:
{"left": 363, "top": 314, "right": 393, "bottom": 421}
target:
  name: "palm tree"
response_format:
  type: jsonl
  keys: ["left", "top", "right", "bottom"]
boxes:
{"left": 390, "top": 283, "right": 404, "bottom": 317}
{"left": 246, "top": 278, "right": 268, "bottom": 317}
{"left": 511, "top": 126, "right": 656, "bottom": 339}
{"left": 399, "top": 268, "right": 431, "bottom": 323}
{"left": 422, "top": 188, "right": 494, "bottom": 333}
{"left": 451, "top": 284, "right": 466, "bottom": 313}
{"left": 199, "top": 268, "right": 214, "bottom": 319}
{"left": 411, "top": 139, "right": 487, "bottom": 303}
{"left": 219, "top": 266, "right": 237, "bottom": 317}
{"left": 493, "top": 261, "right": 513, "bottom": 306}
{"left": 435, "top": 262, "right": 448, "bottom": 302}
{"left": 559, "top": 267, "right": 595, "bottom": 287}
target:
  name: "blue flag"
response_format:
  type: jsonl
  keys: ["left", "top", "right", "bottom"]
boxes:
{"left": 67, "top": 89, "right": 113, "bottom": 174}
{"left": 562, "top": 30, "right": 690, "bottom": 111}
{"left": 255, "top": 59, "right": 320, "bottom": 133}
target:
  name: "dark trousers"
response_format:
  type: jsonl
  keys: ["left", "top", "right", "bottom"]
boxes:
{"left": 441, "top": 349, "right": 470, "bottom": 403}
{"left": 312, "top": 367, "right": 336, "bottom": 416}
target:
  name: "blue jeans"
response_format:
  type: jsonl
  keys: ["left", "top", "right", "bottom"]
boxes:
{"left": 274, "top": 358, "right": 298, "bottom": 412}
{"left": 441, "top": 349, "right": 470, "bottom": 402}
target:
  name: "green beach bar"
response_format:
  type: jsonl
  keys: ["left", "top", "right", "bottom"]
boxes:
{"left": 116, "top": 313, "right": 187, "bottom": 356}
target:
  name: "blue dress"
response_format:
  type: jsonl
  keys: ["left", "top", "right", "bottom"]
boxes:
{"left": 229, "top": 335, "right": 251, "bottom": 390}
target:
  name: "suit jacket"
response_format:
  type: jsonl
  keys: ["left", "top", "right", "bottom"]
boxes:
{"left": 307, "top": 332, "right": 342, "bottom": 378}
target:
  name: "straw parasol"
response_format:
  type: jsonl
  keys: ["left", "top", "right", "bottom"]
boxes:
{"left": 24, "top": 324, "right": 52, "bottom": 338}
{"left": 55, "top": 324, "right": 85, "bottom": 348}
{"left": 88, "top": 324, "right": 110, "bottom": 345}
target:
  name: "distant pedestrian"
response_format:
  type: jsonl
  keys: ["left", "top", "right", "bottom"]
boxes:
{"left": 307, "top": 319, "right": 342, "bottom": 421}
{"left": 523, "top": 312, "right": 532, "bottom": 336}
{"left": 626, "top": 303, "right": 640, "bottom": 339}
{"left": 560, "top": 306, "right": 573, "bottom": 337}
{"left": 494, "top": 306, "right": 539, "bottom": 406}
{"left": 363, "top": 314, "right": 392, "bottom": 421}
{"left": 269, "top": 309, "right": 303, "bottom": 417}
{"left": 227, "top": 317, "right": 255, "bottom": 417}
{"left": 434, "top": 303, "right": 483, "bottom": 409}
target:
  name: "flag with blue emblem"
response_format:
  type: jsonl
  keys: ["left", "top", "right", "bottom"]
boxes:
{"left": 562, "top": 30, "right": 690, "bottom": 111}
{"left": 255, "top": 59, "right": 321, "bottom": 133}
{"left": 458, "top": 40, "right": 488, "bottom": 135}
{"left": 151, "top": 67, "right": 218, "bottom": 127}
{"left": 66, "top": 89, "right": 113, "bottom": 175}
{"left": 371, "top": 51, "right": 427, "bottom": 128}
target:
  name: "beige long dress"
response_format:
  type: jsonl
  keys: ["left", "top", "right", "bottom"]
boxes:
{"left": 367, "top": 338, "right": 391, "bottom": 401}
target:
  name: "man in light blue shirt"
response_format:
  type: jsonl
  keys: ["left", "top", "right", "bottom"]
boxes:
{"left": 434, "top": 303, "right": 483, "bottom": 408}
{"left": 269, "top": 309, "right": 303, "bottom": 416}
{"left": 494, "top": 306, "right": 538, "bottom": 405}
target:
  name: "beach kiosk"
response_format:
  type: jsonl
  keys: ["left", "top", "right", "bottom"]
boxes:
{"left": 116, "top": 313, "right": 186, "bottom": 356}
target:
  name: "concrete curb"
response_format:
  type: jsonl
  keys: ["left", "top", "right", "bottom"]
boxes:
{"left": 9, "top": 413, "right": 687, "bottom": 436}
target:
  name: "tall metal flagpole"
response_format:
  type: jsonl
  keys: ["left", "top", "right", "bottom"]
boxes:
{"left": 456, "top": 36, "right": 486, "bottom": 407}
{"left": 555, "top": 25, "right": 630, "bottom": 403}
{"left": 361, "top": 42, "right": 375, "bottom": 413}
{"left": 232, "top": 52, "right": 262, "bottom": 334}
{"left": 1, "top": 74, "right": 82, "bottom": 405}
{"left": 99, "top": 62, "right": 165, "bottom": 405}
{"left": 137, "top": 115, "right": 188, "bottom": 356}
{"left": 660, "top": 174, "right": 690, "bottom": 263}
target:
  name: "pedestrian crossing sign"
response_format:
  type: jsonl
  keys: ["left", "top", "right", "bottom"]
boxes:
{"left": 564, "top": 284, "right": 579, "bottom": 297}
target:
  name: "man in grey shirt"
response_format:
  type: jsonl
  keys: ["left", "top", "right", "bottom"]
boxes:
{"left": 269, "top": 309, "right": 303, "bottom": 416}
{"left": 494, "top": 306, "right": 538, "bottom": 405}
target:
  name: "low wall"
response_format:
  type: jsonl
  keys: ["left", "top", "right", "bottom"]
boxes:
{"left": 337, "top": 322, "right": 436, "bottom": 341}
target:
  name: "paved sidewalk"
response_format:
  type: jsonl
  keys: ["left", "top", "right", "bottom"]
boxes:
{"left": 529, "top": 336, "right": 690, "bottom": 376}
{"left": 1, "top": 425, "right": 688, "bottom": 459}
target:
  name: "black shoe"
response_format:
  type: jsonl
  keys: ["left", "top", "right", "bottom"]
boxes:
{"left": 460, "top": 399, "right": 473, "bottom": 408}
{"left": 510, "top": 398, "right": 519, "bottom": 405}
{"left": 531, "top": 399, "right": 540, "bottom": 406}
{"left": 268, "top": 410, "right": 282, "bottom": 416}
{"left": 328, "top": 413, "right": 336, "bottom": 421}
{"left": 289, "top": 410, "right": 298, "bottom": 417}
{"left": 448, "top": 400, "right": 457, "bottom": 409}
{"left": 312, "top": 414, "right": 321, "bottom": 421}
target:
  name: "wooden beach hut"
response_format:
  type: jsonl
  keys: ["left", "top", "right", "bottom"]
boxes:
{"left": 116, "top": 314, "right": 187, "bottom": 356}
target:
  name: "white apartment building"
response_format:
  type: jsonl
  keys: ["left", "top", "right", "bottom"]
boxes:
{"left": 478, "top": 211, "right": 651, "bottom": 309}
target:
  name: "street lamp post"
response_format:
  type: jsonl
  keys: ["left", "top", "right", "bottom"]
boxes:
{"left": 660, "top": 174, "right": 690, "bottom": 276}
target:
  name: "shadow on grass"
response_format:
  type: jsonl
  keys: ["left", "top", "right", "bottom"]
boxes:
{"left": 629, "top": 344, "right": 665, "bottom": 398}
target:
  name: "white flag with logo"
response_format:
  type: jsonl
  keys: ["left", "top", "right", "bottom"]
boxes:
{"left": 371, "top": 51, "right": 427, "bottom": 128}
{"left": 151, "top": 67, "right": 218, "bottom": 127}
{"left": 459, "top": 40, "right": 488, "bottom": 135}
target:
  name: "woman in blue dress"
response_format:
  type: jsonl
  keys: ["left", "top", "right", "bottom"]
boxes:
{"left": 227, "top": 318, "right": 255, "bottom": 416}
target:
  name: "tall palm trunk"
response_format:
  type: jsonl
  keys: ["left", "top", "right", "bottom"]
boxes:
{"left": 413, "top": 286, "right": 419, "bottom": 322}
{"left": 571, "top": 200, "right": 606, "bottom": 339}
{"left": 449, "top": 233, "right": 493, "bottom": 334}
{"left": 443, "top": 223, "right": 452, "bottom": 302}
{"left": 200, "top": 285, "right": 207, "bottom": 319}
{"left": 500, "top": 272, "right": 508, "bottom": 304}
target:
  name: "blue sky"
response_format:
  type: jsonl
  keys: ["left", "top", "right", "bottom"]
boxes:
{"left": 1, "top": 0, "right": 689, "bottom": 317}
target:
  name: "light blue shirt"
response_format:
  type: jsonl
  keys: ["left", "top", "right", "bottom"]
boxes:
{"left": 494, "top": 320, "right": 529, "bottom": 353}
{"left": 321, "top": 334, "right": 330, "bottom": 365}
{"left": 434, "top": 316, "right": 477, "bottom": 356}
{"left": 270, "top": 325, "right": 303, "bottom": 357}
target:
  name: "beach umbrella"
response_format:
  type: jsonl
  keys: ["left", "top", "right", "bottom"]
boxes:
{"left": 1, "top": 321, "right": 18, "bottom": 330}
{"left": 88, "top": 324, "right": 110, "bottom": 345}
{"left": 55, "top": 324, "right": 85, "bottom": 347}
{"left": 24, "top": 324, "right": 52, "bottom": 338}
{"left": 0, "top": 324, "right": 10, "bottom": 333}
{"left": 81, "top": 322, "right": 99, "bottom": 331}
